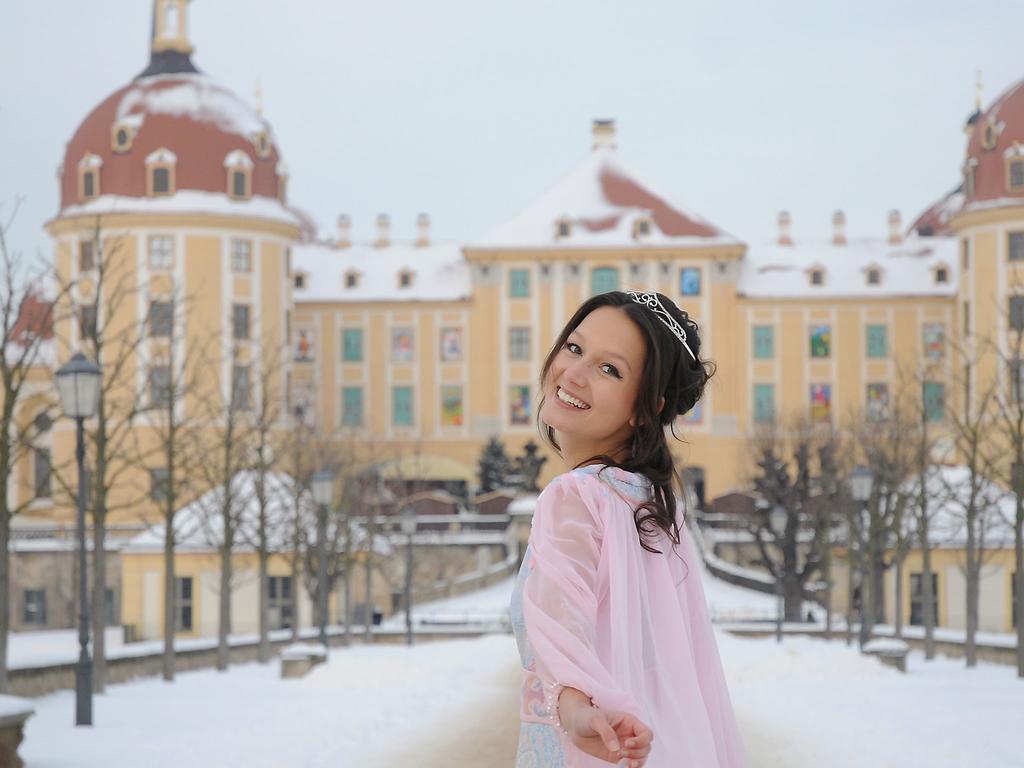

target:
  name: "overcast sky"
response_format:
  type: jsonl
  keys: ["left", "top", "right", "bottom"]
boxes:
{"left": 3, "top": 0, "right": 1024, "bottom": 261}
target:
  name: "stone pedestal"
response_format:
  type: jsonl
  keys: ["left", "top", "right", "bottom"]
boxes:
{"left": 0, "top": 695, "right": 35, "bottom": 768}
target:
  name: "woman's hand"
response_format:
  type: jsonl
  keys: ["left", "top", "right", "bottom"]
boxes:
{"left": 558, "top": 688, "right": 654, "bottom": 767}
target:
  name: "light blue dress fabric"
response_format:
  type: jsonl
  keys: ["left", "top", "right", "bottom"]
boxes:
{"left": 511, "top": 540, "right": 566, "bottom": 766}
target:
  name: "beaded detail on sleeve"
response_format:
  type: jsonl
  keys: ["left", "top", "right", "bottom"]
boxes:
{"left": 513, "top": 545, "right": 569, "bottom": 730}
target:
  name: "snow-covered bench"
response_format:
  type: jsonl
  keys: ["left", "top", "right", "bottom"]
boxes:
{"left": 280, "top": 643, "right": 328, "bottom": 679}
{"left": 0, "top": 695, "right": 34, "bottom": 768}
{"left": 863, "top": 638, "right": 909, "bottom": 673}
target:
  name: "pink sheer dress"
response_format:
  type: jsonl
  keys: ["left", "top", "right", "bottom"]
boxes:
{"left": 510, "top": 464, "right": 747, "bottom": 767}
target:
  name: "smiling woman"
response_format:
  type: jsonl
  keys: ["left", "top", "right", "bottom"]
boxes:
{"left": 510, "top": 290, "right": 746, "bottom": 767}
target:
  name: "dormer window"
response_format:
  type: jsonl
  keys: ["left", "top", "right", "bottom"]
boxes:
{"left": 344, "top": 270, "right": 360, "bottom": 289}
{"left": 146, "top": 148, "right": 177, "bottom": 196}
{"left": 1006, "top": 144, "right": 1024, "bottom": 190}
{"left": 864, "top": 265, "right": 882, "bottom": 286}
{"left": 634, "top": 217, "right": 652, "bottom": 238}
{"left": 964, "top": 161, "right": 976, "bottom": 198}
{"left": 276, "top": 161, "right": 289, "bottom": 204}
{"left": 398, "top": 269, "right": 414, "bottom": 289}
{"left": 808, "top": 265, "right": 825, "bottom": 286}
{"left": 555, "top": 218, "right": 571, "bottom": 239}
{"left": 933, "top": 263, "right": 950, "bottom": 285}
{"left": 982, "top": 118, "right": 999, "bottom": 151}
{"left": 294, "top": 271, "right": 306, "bottom": 290}
{"left": 78, "top": 154, "right": 102, "bottom": 201}
{"left": 223, "top": 150, "right": 254, "bottom": 200}
{"left": 252, "top": 130, "right": 272, "bottom": 159}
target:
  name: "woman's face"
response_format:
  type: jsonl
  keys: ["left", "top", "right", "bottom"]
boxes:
{"left": 540, "top": 306, "right": 647, "bottom": 454}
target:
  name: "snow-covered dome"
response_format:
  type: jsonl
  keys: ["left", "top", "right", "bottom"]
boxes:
{"left": 962, "top": 77, "right": 1024, "bottom": 208}
{"left": 57, "top": 2, "right": 287, "bottom": 214}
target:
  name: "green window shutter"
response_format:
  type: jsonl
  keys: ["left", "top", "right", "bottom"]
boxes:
{"left": 753, "top": 326, "right": 774, "bottom": 359}
{"left": 753, "top": 384, "right": 775, "bottom": 424}
{"left": 923, "top": 381, "right": 945, "bottom": 422}
{"left": 342, "top": 329, "right": 363, "bottom": 362}
{"left": 866, "top": 324, "right": 887, "bottom": 358}
{"left": 509, "top": 268, "right": 530, "bottom": 298}
{"left": 342, "top": 387, "right": 363, "bottom": 426}
{"left": 393, "top": 386, "right": 414, "bottom": 426}
{"left": 590, "top": 267, "right": 620, "bottom": 294}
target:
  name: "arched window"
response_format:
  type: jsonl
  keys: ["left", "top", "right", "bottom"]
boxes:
{"left": 146, "top": 148, "right": 177, "bottom": 196}
{"left": 590, "top": 266, "right": 620, "bottom": 294}
{"left": 78, "top": 154, "right": 103, "bottom": 201}
{"left": 1007, "top": 144, "right": 1024, "bottom": 191}
{"left": 223, "top": 150, "right": 253, "bottom": 200}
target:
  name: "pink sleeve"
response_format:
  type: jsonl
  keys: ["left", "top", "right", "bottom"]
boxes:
{"left": 522, "top": 474, "right": 642, "bottom": 726}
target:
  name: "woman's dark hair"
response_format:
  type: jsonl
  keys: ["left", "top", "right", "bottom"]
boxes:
{"left": 536, "top": 290, "right": 715, "bottom": 554}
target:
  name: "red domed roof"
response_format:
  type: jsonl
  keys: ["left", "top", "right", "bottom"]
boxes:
{"left": 963, "top": 78, "right": 1024, "bottom": 207}
{"left": 59, "top": 72, "right": 286, "bottom": 211}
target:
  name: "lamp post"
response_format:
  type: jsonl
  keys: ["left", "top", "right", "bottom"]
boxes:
{"left": 768, "top": 505, "right": 787, "bottom": 643}
{"left": 849, "top": 464, "right": 874, "bottom": 650}
{"left": 400, "top": 506, "right": 417, "bottom": 647}
{"left": 55, "top": 352, "right": 102, "bottom": 727}
{"left": 311, "top": 469, "right": 334, "bottom": 648}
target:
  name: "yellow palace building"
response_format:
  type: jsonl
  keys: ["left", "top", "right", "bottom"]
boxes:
{"left": 26, "top": 1, "right": 965, "bottom": 529}
{"left": 291, "top": 130, "right": 958, "bottom": 508}
{"left": 18, "top": 0, "right": 1024, "bottom": 638}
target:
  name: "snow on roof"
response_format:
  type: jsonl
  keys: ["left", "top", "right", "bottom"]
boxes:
{"left": 472, "top": 146, "right": 740, "bottom": 250}
{"left": 224, "top": 149, "right": 254, "bottom": 169}
{"left": 292, "top": 241, "right": 471, "bottom": 304}
{"left": 116, "top": 73, "right": 270, "bottom": 142}
{"left": 122, "top": 471, "right": 393, "bottom": 557}
{"left": 145, "top": 147, "right": 177, "bottom": 165}
{"left": 899, "top": 465, "right": 1017, "bottom": 550}
{"left": 507, "top": 495, "right": 538, "bottom": 516}
{"left": 56, "top": 190, "right": 300, "bottom": 228}
{"left": 737, "top": 234, "right": 958, "bottom": 299}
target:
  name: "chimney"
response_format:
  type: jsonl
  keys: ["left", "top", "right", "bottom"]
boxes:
{"left": 888, "top": 209, "right": 903, "bottom": 245}
{"left": 592, "top": 119, "right": 616, "bottom": 151}
{"left": 375, "top": 213, "right": 391, "bottom": 248}
{"left": 336, "top": 214, "right": 351, "bottom": 248}
{"left": 415, "top": 213, "right": 430, "bottom": 247}
{"left": 777, "top": 210, "right": 793, "bottom": 246}
{"left": 832, "top": 210, "right": 847, "bottom": 246}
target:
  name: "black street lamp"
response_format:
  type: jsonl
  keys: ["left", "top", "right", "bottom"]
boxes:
{"left": 55, "top": 352, "right": 102, "bottom": 727}
{"left": 768, "top": 505, "right": 787, "bottom": 643}
{"left": 849, "top": 464, "right": 874, "bottom": 650}
{"left": 400, "top": 506, "right": 417, "bottom": 647}
{"left": 311, "top": 469, "right": 334, "bottom": 648}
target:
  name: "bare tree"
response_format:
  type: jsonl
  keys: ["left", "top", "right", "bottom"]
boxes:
{"left": 238, "top": 335, "right": 287, "bottom": 663}
{"left": 947, "top": 338, "right": 1004, "bottom": 668}
{"left": 192, "top": 341, "right": 255, "bottom": 672}
{"left": 853, "top": 376, "right": 922, "bottom": 643}
{"left": 0, "top": 202, "right": 69, "bottom": 692}
{"left": 745, "top": 417, "right": 829, "bottom": 622}
{"left": 890, "top": 359, "right": 947, "bottom": 660}
{"left": 52, "top": 218, "right": 150, "bottom": 692}
{"left": 812, "top": 421, "right": 851, "bottom": 640}
{"left": 136, "top": 286, "right": 205, "bottom": 682}
{"left": 989, "top": 274, "right": 1024, "bottom": 678}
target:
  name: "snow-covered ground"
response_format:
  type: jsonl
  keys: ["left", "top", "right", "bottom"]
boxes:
{"left": 22, "top": 635, "right": 520, "bottom": 768}
{"left": 21, "top": 626, "right": 1023, "bottom": 767}
{"left": 721, "top": 631, "right": 1024, "bottom": 768}
{"left": 384, "top": 575, "right": 515, "bottom": 627}
{"left": 16, "top": 560, "right": 1023, "bottom": 767}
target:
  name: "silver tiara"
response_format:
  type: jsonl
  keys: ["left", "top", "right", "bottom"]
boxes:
{"left": 627, "top": 291, "right": 697, "bottom": 362}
